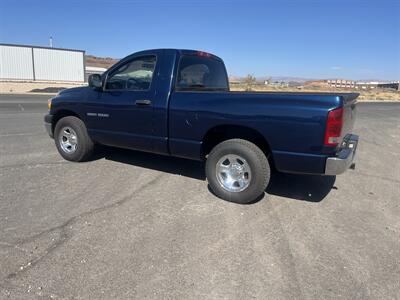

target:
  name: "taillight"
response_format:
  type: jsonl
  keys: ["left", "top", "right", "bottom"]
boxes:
{"left": 196, "top": 51, "right": 212, "bottom": 58}
{"left": 324, "top": 107, "right": 343, "bottom": 146}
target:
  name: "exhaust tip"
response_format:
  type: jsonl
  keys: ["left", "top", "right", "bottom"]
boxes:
{"left": 350, "top": 163, "right": 356, "bottom": 170}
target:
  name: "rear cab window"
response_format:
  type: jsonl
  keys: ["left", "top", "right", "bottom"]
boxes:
{"left": 175, "top": 53, "right": 229, "bottom": 91}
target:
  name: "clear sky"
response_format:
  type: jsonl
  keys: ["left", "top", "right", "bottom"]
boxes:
{"left": 0, "top": 0, "right": 399, "bottom": 80}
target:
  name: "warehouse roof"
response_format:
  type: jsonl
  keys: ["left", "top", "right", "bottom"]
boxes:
{"left": 0, "top": 43, "right": 85, "bottom": 53}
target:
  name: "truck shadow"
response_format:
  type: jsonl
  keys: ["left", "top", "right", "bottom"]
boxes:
{"left": 96, "top": 147, "right": 336, "bottom": 203}
{"left": 266, "top": 172, "right": 336, "bottom": 203}
{"left": 97, "top": 146, "right": 206, "bottom": 180}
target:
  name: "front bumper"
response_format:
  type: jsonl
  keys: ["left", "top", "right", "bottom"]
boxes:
{"left": 44, "top": 114, "right": 54, "bottom": 138}
{"left": 325, "top": 134, "right": 358, "bottom": 175}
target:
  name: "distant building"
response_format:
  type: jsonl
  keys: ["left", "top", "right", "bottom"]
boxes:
{"left": 0, "top": 43, "right": 85, "bottom": 82}
{"left": 265, "top": 80, "right": 288, "bottom": 87}
{"left": 354, "top": 81, "right": 379, "bottom": 89}
{"left": 377, "top": 82, "right": 399, "bottom": 90}
{"left": 85, "top": 66, "right": 107, "bottom": 82}
{"left": 327, "top": 79, "right": 357, "bottom": 88}
{"left": 306, "top": 78, "right": 399, "bottom": 90}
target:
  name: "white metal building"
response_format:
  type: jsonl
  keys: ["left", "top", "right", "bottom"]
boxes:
{"left": 0, "top": 43, "right": 85, "bottom": 82}
{"left": 85, "top": 66, "right": 107, "bottom": 82}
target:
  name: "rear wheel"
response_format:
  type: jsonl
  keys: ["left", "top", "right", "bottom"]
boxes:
{"left": 54, "top": 116, "right": 94, "bottom": 162}
{"left": 206, "top": 139, "right": 270, "bottom": 204}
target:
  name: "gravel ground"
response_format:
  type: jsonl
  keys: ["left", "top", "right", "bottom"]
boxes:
{"left": 0, "top": 94, "right": 399, "bottom": 299}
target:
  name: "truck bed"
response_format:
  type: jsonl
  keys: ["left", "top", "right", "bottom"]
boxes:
{"left": 168, "top": 90, "right": 358, "bottom": 174}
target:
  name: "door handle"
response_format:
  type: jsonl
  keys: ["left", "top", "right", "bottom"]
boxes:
{"left": 135, "top": 99, "right": 152, "bottom": 106}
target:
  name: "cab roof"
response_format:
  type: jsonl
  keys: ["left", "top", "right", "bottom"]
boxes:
{"left": 126, "top": 48, "right": 223, "bottom": 61}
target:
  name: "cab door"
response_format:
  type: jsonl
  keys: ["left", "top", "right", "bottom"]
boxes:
{"left": 85, "top": 52, "right": 160, "bottom": 151}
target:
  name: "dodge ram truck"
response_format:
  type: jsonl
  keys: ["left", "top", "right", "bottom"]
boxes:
{"left": 45, "top": 49, "right": 359, "bottom": 203}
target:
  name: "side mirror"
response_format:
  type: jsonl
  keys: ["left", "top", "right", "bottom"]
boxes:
{"left": 88, "top": 74, "right": 102, "bottom": 89}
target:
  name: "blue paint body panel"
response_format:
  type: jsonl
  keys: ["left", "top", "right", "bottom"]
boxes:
{"left": 49, "top": 49, "right": 358, "bottom": 175}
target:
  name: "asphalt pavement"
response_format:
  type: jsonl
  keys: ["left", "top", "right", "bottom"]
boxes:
{"left": 0, "top": 94, "right": 399, "bottom": 299}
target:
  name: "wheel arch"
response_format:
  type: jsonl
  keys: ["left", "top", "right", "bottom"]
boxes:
{"left": 201, "top": 124, "right": 274, "bottom": 165}
{"left": 52, "top": 109, "right": 82, "bottom": 134}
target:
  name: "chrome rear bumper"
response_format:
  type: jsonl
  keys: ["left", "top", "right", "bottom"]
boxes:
{"left": 325, "top": 134, "right": 358, "bottom": 175}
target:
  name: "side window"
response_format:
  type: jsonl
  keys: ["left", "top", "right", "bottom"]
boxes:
{"left": 105, "top": 55, "right": 156, "bottom": 91}
{"left": 176, "top": 55, "right": 229, "bottom": 91}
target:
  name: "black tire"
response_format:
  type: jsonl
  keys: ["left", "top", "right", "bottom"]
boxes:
{"left": 206, "top": 139, "right": 270, "bottom": 204}
{"left": 54, "top": 116, "right": 94, "bottom": 162}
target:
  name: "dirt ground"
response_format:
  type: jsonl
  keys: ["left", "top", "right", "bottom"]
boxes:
{"left": 0, "top": 81, "right": 86, "bottom": 94}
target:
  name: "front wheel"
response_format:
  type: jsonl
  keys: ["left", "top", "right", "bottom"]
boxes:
{"left": 54, "top": 116, "right": 94, "bottom": 162}
{"left": 206, "top": 139, "right": 270, "bottom": 204}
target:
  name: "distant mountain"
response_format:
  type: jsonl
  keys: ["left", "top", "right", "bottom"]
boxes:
{"left": 86, "top": 55, "right": 119, "bottom": 69}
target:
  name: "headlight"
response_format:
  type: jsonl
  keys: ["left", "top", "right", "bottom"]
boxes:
{"left": 47, "top": 98, "right": 52, "bottom": 111}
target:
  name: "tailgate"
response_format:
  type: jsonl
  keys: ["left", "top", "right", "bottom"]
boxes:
{"left": 340, "top": 93, "right": 358, "bottom": 142}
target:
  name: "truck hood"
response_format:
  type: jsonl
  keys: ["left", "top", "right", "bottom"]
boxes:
{"left": 58, "top": 86, "right": 90, "bottom": 95}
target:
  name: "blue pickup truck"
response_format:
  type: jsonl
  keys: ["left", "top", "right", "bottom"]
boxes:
{"left": 45, "top": 49, "right": 358, "bottom": 203}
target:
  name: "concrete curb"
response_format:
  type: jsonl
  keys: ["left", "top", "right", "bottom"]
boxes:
{"left": 0, "top": 92, "right": 58, "bottom": 96}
